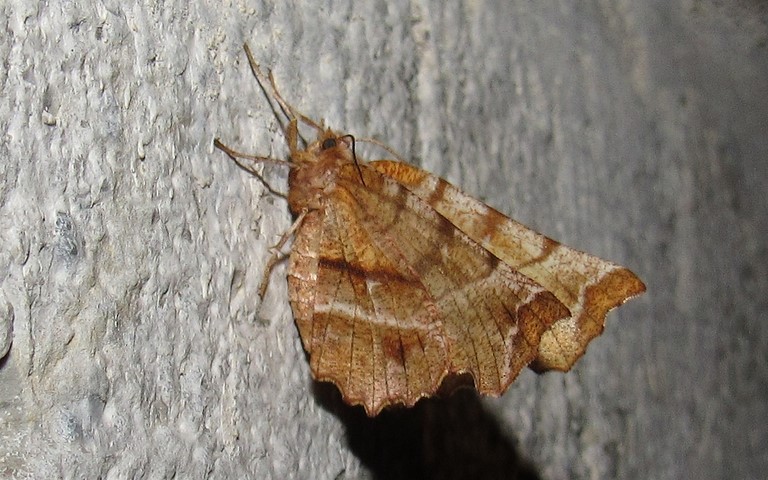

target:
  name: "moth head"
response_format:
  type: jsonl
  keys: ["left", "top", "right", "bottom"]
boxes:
{"left": 321, "top": 136, "right": 338, "bottom": 151}
{"left": 287, "top": 128, "right": 360, "bottom": 212}
{"left": 294, "top": 128, "right": 357, "bottom": 169}
{"left": 312, "top": 129, "right": 353, "bottom": 156}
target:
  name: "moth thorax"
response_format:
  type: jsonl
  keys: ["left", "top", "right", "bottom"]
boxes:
{"left": 287, "top": 148, "right": 353, "bottom": 214}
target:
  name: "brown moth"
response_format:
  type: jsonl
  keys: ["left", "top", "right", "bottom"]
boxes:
{"left": 215, "top": 44, "right": 646, "bottom": 416}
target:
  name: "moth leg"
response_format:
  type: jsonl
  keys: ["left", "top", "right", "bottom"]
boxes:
{"left": 213, "top": 138, "right": 289, "bottom": 165}
{"left": 213, "top": 138, "right": 291, "bottom": 198}
{"left": 258, "top": 209, "right": 309, "bottom": 298}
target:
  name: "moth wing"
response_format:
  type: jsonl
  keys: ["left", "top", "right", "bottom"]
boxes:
{"left": 370, "top": 160, "right": 646, "bottom": 372}
{"left": 288, "top": 163, "right": 569, "bottom": 415}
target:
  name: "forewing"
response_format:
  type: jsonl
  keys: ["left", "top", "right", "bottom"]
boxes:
{"left": 287, "top": 163, "right": 568, "bottom": 415}
{"left": 288, "top": 197, "right": 448, "bottom": 416}
{"left": 370, "top": 160, "right": 646, "bottom": 372}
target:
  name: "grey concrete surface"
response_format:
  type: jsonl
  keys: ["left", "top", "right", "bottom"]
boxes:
{"left": 1, "top": 1, "right": 765, "bottom": 478}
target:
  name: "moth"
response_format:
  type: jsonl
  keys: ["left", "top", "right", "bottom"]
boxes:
{"left": 215, "top": 44, "right": 646, "bottom": 416}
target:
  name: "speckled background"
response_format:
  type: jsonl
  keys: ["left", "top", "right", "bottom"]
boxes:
{"left": 1, "top": 1, "right": 765, "bottom": 478}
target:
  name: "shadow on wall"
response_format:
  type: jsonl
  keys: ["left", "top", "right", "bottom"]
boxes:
{"left": 314, "top": 382, "right": 541, "bottom": 480}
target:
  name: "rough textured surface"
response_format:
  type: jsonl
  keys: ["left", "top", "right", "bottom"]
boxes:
{"left": 0, "top": 1, "right": 765, "bottom": 478}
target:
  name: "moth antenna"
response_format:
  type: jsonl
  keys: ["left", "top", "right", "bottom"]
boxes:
{"left": 240, "top": 45, "right": 291, "bottom": 139}
{"left": 356, "top": 136, "right": 408, "bottom": 163}
{"left": 340, "top": 134, "right": 366, "bottom": 186}
{"left": 243, "top": 43, "right": 324, "bottom": 140}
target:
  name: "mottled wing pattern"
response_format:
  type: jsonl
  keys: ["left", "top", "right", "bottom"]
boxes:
{"left": 369, "top": 160, "right": 646, "bottom": 372}
{"left": 287, "top": 163, "right": 570, "bottom": 415}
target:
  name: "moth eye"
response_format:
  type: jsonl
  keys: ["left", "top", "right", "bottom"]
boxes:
{"left": 321, "top": 138, "right": 337, "bottom": 150}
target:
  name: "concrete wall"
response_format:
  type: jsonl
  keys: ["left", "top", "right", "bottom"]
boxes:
{"left": 1, "top": 1, "right": 765, "bottom": 478}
